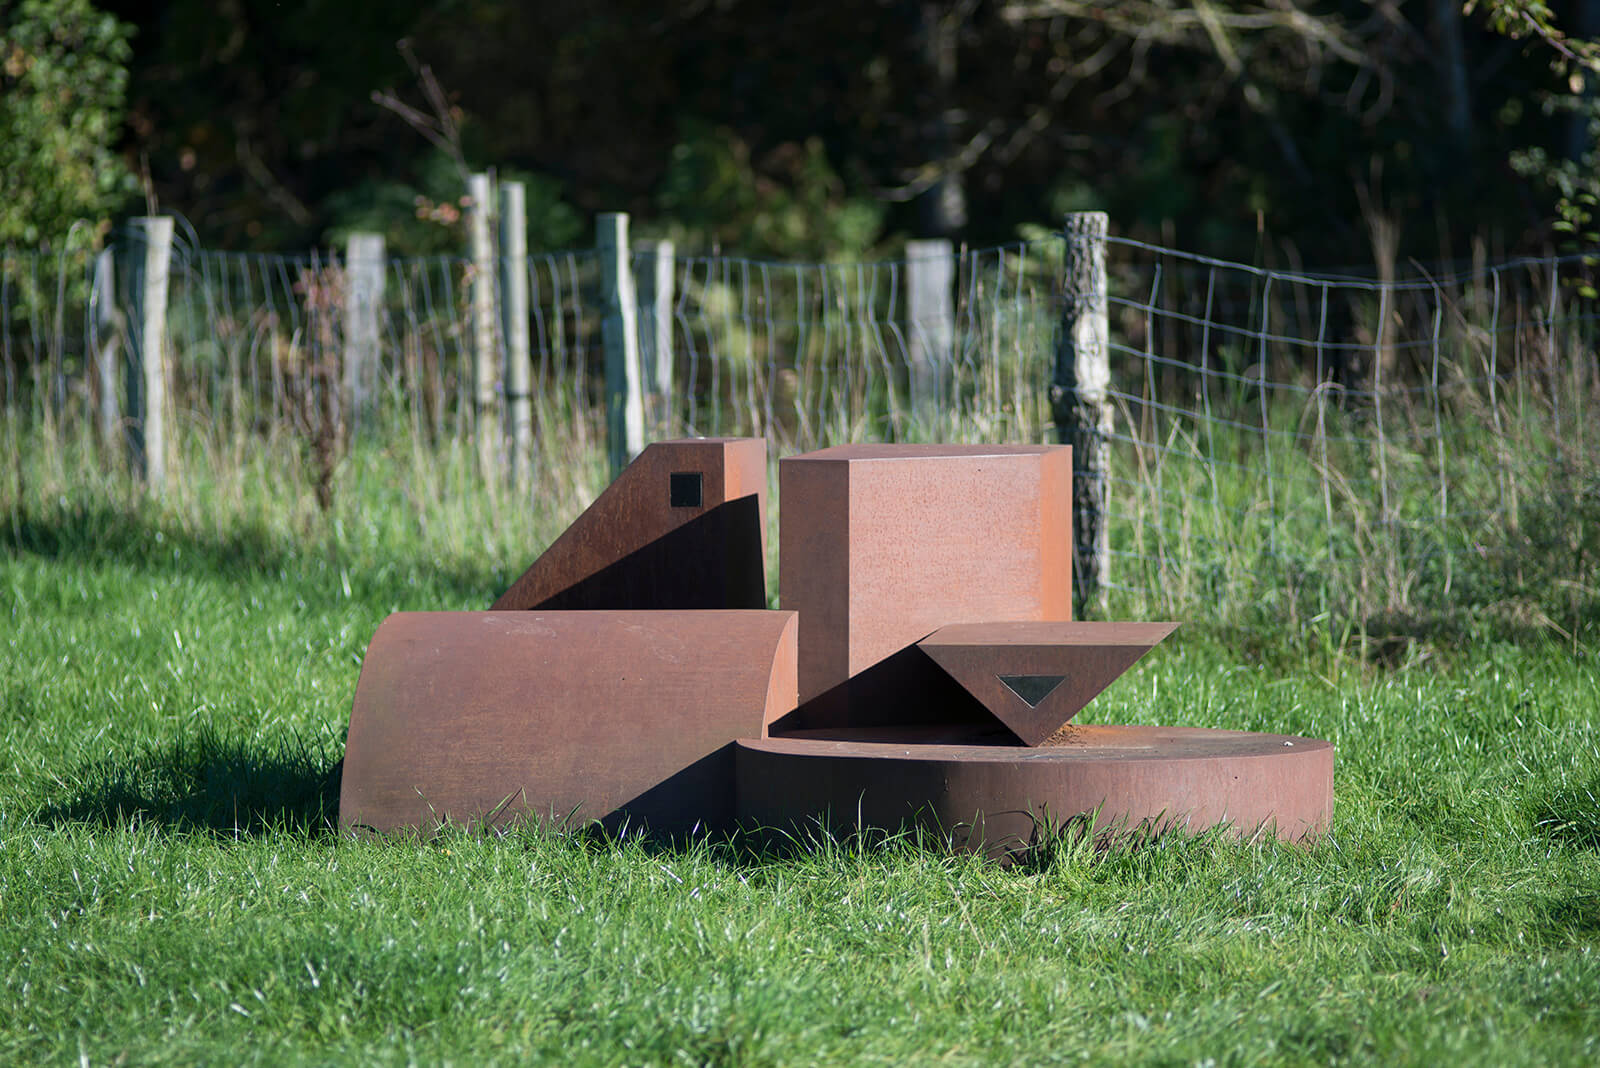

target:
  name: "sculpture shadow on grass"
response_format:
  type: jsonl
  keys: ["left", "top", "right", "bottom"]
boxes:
{"left": 36, "top": 728, "right": 344, "bottom": 838}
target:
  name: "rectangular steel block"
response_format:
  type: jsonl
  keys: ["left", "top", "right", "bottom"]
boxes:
{"left": 779, "top": 444, "right": 1072, "bottom": 726}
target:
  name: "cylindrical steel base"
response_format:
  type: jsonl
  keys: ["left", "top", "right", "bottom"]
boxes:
{"left": 736, "top": 724, "right": 1333, "bottom": 855}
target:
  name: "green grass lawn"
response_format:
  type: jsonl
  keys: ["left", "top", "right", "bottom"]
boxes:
{"left": 3, "top": 483, "right": 1598, "bottom": 1065}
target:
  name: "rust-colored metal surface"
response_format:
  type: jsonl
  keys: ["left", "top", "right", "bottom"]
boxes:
{"left": 738, "top": 724, "right": 1333, "bottom": 855}
{"left": 917, "top": 621, "right": 1181, "bottom": 745}
{"left": 492, "top": 437, "right": 768, "bottom": 611}
{"left": 340, "top": 610, "right": 797, "bottom": 835}
{"left": 778, "top": 444, "right": 1072, "bottom": 728}
{"left": 338, "top": 436, "right": 1333, "bottom": 852}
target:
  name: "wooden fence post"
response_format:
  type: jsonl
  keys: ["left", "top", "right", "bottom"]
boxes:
{"left": 91, "top": 247, "right": 122, "bottom": 456}
{"left": 500, "top": 181, "right": 533, "bottom": 487}
{"left": 468, "top": 172, "right": 500, "bottom": 476}
{"left": 1050, "top": 211, "right": 1111, "bottom": 616}
{"left": 121, "top": 216, "right": 173, "bottom": 490}
{"left": 598, "top": 213, "right": 644, "bottom": 479}
{"left": 342, "top": 232, "right": 385, "bottom": 433}
{"left": 906, "top": 238, "right": 954, "bottom": 429}
{"left": 638, "top": 239, "right": 674, "bottom": 437}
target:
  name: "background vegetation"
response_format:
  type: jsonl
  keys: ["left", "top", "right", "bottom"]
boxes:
{"left": 4, "top": 1, "right": 1600, "bottom": 263}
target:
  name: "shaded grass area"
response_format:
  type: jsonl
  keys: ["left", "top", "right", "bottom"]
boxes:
{"left": 3, "top": 466, "right": 1599, "bottom": 1064}
{"left": 34, "top": 727, "right": 343, "bottom": 837}
{"left": 0, "top": 488, "right": 506, "bottom": 608}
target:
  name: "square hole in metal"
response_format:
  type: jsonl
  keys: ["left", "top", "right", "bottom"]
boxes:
{"left": 670, "top": 471, "right": 703, "bottom": 508}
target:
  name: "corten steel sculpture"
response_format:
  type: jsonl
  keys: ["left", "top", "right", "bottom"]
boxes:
{"left": 340, "top": 610, "right": 797, "bottom": 834}
{"left": 492, "top": 437, "right": 768, "bottom": 611}
{"left": 338, "top": 436, "right": 1334, "bottom": 850}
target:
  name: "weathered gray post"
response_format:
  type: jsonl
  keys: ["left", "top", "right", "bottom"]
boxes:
{"left": 1050, "top": 211, "right": 1111, "bottom": 615}
{"left": 598, "top": 213, "right": 644, "bottom": 479}
{"left": 499, "top": 181, "right": 533, "bottom": 487}
{"left": 342, "top": 232, "right": 385, "bottom": 433}
{"left": 122, "top": 216, "right": 174, "bottom": 490}
{"left": 468, "top": 172, "right": 500, "bottom": 475}
{"left": 92, "top": 247, "right": 122, "bottom": 455}
{"left": 906, "top": 238, "right": 954, "bottom": 429}
{"left": 637, "top": 239, "right": 674, "bottom": 437}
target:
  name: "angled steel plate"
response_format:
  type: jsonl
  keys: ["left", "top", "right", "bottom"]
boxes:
{"left": 492, "top": 437, "right": 768, "bottom": 611}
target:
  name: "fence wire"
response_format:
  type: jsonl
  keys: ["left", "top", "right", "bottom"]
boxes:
{"left": 1097, "top": 235, "right": 1599, "bottom": 627}
{"left": 663, "top": 241, "right": 1058, "bottom": 447}
{"left": 4, "top": 227, "right": 1597, "bottom": 629}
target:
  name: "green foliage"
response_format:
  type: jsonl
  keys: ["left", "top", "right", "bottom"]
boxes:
{"left": 1478, "top": 1, "right": 1600, "bottom": 264}
{"left": 657, "top": 119, "right": 885, "bottom": 260}
{"left": 496, "top": 169, "right": 585, "bottom": 253}
{"left": 27, "top": 1, "right": 1597, "bottom": 261}
{"left": 324, "top": 153, "right": 584, "bottom": 257}
{"left": 0, "top": 0, "right": 135, "bottom": 248}
{"left": 321, "top": 150, "right": 470, "bottom": 257}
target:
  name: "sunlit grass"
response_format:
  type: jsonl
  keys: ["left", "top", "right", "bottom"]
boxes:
{"left": 3, "top": 423, "right": 1599, "bottom": 1064}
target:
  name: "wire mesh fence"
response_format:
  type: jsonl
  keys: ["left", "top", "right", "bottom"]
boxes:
{"left": 4, "top": 224, "right": 1597, "bottom": 632}
{"left": 1098, "top": 236, "right": 1599, "bottom": 632}
{"left": 664, "top": 241, "right": 1059, "bottom": 447}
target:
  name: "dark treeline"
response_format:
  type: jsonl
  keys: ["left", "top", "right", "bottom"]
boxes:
{"left": 19, "top": 1, "right": 1600, "bottom": 263}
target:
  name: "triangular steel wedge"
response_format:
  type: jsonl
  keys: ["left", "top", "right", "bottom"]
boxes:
{"left": 917, "top": 621, "right": 1180, "bottom": 746}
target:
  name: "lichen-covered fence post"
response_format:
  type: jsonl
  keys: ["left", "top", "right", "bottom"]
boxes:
{"left": 342, "top": 232, "right": 385, "bottom": 433}
{"left": 467, "top": 172, "right": 500, "bottom": 477}
{"left": 906, "top": 238, "right": 954, "bottom": 430}
{"left": 599, "top": 212, "right": 645, "bottom": 480}
{"left": 91, "top": 247, "right": 121, "bottom": 459}
{"left": 1050, "top": 211, "right": 1111, "bottom": 616}
{"left": 637, "top": 239, "right": 675, "bottom": 439}
{"left": 499, "top": 181, "right": 533, "bottom": 489}
{"left": 120, "top": 216, "right": 173, "bottom": 491}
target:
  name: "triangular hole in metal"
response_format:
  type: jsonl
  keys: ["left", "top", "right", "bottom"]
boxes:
{"left": 997, "top": 674, "right": 1066, "bottom": 708}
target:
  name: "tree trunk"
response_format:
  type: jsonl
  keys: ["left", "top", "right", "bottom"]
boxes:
{"left": 916, "top": 2, "right": 967, "bottom": 239}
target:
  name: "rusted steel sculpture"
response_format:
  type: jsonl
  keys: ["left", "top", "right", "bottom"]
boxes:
{"left": 340, "top": 610, "right": 797, "bottom": 834}
{"left": 339, "top": 436, "right": 1334, "bottom": 849}
{"left": 492, "top": 437, "right": 768, "bottom": 611}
